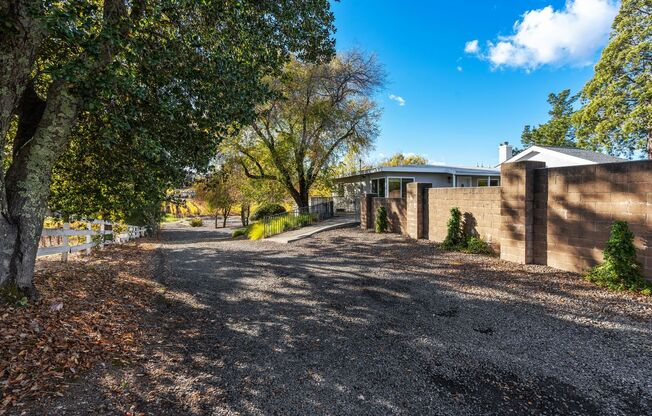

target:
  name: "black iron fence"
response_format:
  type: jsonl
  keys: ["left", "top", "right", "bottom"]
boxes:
{"left": 262, "top": 201, "right": 334, "bottom": 238}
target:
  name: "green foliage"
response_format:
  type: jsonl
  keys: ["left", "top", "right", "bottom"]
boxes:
{"left": 521, "top": 89, "right": 578, "bottom": 148}
{"left": 226, "top": 51, "right": 385, "bottom": 207}
{"left": 380, "top": 153, "right": 429, "bottom": 166}
{"left": 586, "top": 221, "right": 651, "bottom": 295}
{"left": 463, "top": 236, "right": 494, "bottom": 255}
{"left": 195, "top": 165, "right": 237, "bottom": 221}
{"left": 232, "top": 228, "right": 247, "bottom": 238}
{"left": 251, "top": 203, "right": 286, "bottom": 221}
{"left": 189, "top": 218, "right": 203, "bottom": 227}
{"left": 375, "top": 206, "right": 388, "bottom": 233}
{"left": 574, "top": 0, "right": 652, "bottom": 157}
{"left": 160, "top": 214, "right": 179, "bottom": 223}
{"left": 39, "top": 0, "right": 338, "bottom": 228}
{"left": 0, "top": 283, "right": 29, "bottom": 307}
{"left": 442, "top": 207, "right": 464, "bottom": 249}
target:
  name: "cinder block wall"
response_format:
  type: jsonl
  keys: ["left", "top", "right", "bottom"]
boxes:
{"left": 360, "top": 160, "right": 651, "bottom": 279}
{"left": 533, "top": 160, "right": 652, "bottom": 279}
{"left": 426, "top": 187, "right": 502, "bottom": 250}
{"left": 371, "top": 198, "right": 407, "bottom": 233}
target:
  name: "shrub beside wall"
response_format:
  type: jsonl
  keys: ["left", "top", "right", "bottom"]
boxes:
{"left": 586, "top": 221, "right": 651, "bottom": 295}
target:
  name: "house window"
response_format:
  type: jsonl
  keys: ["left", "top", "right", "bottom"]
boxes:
{"left": 371, "top": 178, "right": 386, "bottom": 197}
{"left": 477, "top": 177, "right": 500, "bottom": 187}
{"left": 388, "top": 177, "right": 414, "bottom": 198}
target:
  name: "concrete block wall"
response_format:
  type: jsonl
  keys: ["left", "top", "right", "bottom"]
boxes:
{"left": 406, "top": 183, "right": 432, "bottom": 239}
{"left": 372, "top": 198, "right": 407, "bottom": 233}
{"left": 500, "top": 161, "right": 546, "bottom": 264}
{"left": 425, "top": 187, "right": 502, "bottom": 250}
{"left": 359, "top": 193, "right": 376, "bottom": 230}
{"left": 359, "top": 194, "right": 407, "bottom": 234}
{"left": 361, "top": 159, "right": 651, "bottom": 279}
{"left": 533, "top": 160, "right": 652, "bottom": 279}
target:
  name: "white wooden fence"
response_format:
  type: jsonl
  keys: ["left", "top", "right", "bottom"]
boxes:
{"left": 37, "top": 219, "right": 147, "bottom": 261}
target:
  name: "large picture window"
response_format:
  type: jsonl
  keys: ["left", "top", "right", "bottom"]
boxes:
{"left": 371, "top": 178, "right": 386, "bottom": 197}
{"left": 388, "top": 177, "right": 414, "bottom": 198}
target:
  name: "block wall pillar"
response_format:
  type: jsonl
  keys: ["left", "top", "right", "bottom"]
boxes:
{"left": 360, "top": 193, "right": 376, "bottom": 229}
{"left": 500, "top": 161, "right": 546, "bottom": 264}
{"left": 406, "top": 183, "right": 432, "bottom": 239}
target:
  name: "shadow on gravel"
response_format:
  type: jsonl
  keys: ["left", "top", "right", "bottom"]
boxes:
{"left": 42, "top": 228, "right": 652, "bottom": 415}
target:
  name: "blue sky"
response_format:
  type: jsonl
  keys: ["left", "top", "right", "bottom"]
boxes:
{"left": 331, "top": 0, "right": 620, "bottom": 166}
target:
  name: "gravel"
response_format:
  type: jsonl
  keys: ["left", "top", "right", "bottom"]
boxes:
{"left": 25, "top": 226, "right": 652, "bottom": 415}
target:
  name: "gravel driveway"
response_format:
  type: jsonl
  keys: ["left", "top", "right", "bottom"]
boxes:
{"left": 35, "top": 226, "right": 652, "bottom": 415}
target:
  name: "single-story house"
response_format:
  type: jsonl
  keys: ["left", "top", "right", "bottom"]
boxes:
{"left": 334, "top": 143, "right": 626, "bottom": 199}
{"left": 499, "top": 142, "right": 625, "bottom": 167}
{"left": 333, "top": 164, "right": 501, "bottom": 198}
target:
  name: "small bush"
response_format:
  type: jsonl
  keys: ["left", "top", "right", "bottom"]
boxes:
{"left": 189, "top": 218, "right": 203, "bottom": 227}
{"left": 375, "top": 206, "right": 388, "bottom": 233}
{"left": 232, "top": 228, "right": 247, "bottom": 238}
{"left": 247, "top": 223, "right": 265, "bottom": 240}
{"left": 586, "top": 221, "right": 651, "bottom": 295}
{"left": 442, "top": 207, "right": 464, "bottom": 249}
{"left": 464, "top": 236, "right": 494, "bottom": 255}
{"left": 251, "top": 203, "right": 286, "bottom": 221}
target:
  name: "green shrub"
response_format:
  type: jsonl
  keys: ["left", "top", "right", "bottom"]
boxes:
{"left": 442, "top": 207, "right": 464, "bottom": 249}
{"left": 189, "top": 218, "right": 203, "bottom": 227}
{"left": 586, "top": 221, "right": 651, "bottom": 295}
{"left": 251, "top": 203, "right": 286, "bottom": 221}
{"left": 375, "top": 206, "right": 388, "bottom": 233}
{"left": 232, "top": 228, "right": 247, "bottom": 238}
{"left": 464, "top": 236, "right": 494, "bottom": 255}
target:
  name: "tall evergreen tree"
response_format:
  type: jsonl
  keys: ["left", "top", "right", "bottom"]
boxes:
{"left": 574, "top": 0, "right": 652, "bottom": 158}
{"left": 521, "top": 89, "right": 578, "bottom": 148}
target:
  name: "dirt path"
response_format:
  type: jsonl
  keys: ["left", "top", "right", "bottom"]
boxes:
{"left": 24, "top": 226, "right": 652, "bottom": 415}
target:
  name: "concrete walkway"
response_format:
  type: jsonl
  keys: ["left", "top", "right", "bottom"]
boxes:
{"left": 266, "top": 215, "right": 359, "bottom": 243}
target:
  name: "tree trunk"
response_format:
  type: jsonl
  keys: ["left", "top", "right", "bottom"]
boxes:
{"left": 222, "top": 208, "right": 230, "bottom": 228}
{"left": 240, "top": 204, "right": 250, "bottom": 226}
{"left": 214, "top": 212, "right": 219, "bottom": 229}
{"left": 299, "top": 186, "right": 310, "bottom": 208}
{"left": 0, "top": 0, "right": 44, "bottom": 157}
{"left": 647, "top": 131, "right": 652, "bottom": 160}
{"left": 0, "top": 3, "right": 45, "bottom": 279}
{"left": 0, "top": 80, "right": 79, "bottom": 298}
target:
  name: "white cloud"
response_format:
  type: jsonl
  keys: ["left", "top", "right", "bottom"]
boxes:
{"left": 464, "top": 40, "right": 480, "bottom": 54}
{"left": 480, "top": 0, "right": 619, "bottom": 70}
{"left": 456, "top": 66, "right": 463, "bottom": 72}
{"left": 389, "top": 94, "right": 406, "bottom": 106}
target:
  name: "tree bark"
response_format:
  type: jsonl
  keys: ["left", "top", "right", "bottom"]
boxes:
{"left": 240, "top": 204, "right": 250, "bottom": 226}
{"left": 0, "top": 0, "right": 130, "bottom": 297}
{"left": 0, "top": 80, "right": 79, "bottom": 297}
{"left": 0, "top": 2, "right": 45, "bottom": 289}
{"left": 0, "top": 0, "right": 44, "bottom": 157}
{"left": 222, "top": 207, "right": 230, "bottom": 228}
{"left": 647, "top": 131, "right": 652, "bottom": 160}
